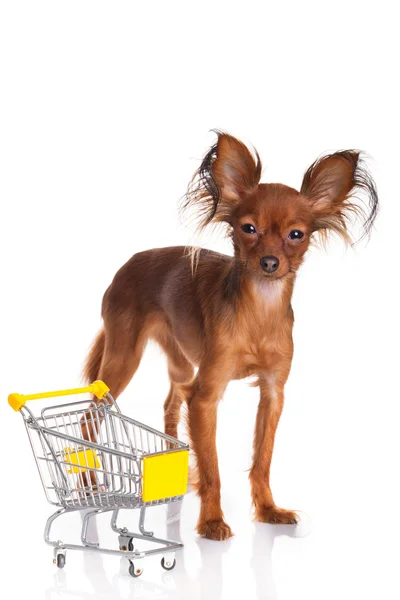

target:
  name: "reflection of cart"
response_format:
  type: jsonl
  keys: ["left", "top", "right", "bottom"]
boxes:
{"left": 9, "top": 380, "right": 189, "bottom": 577}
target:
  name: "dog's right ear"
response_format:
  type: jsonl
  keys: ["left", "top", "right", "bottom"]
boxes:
{"left": 183, "top": 132, "right": 261, "bottom": 230}
{"left": 213, "top": 134, "right": 262, "bottom": 204}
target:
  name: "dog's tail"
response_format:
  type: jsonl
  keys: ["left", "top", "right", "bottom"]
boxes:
{"left": 83, "top": 329, "right": 105, "bottom": 383}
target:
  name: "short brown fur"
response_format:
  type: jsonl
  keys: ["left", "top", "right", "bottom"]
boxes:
{"left": 84, "top": 133, "right": 378, "bottom": 540}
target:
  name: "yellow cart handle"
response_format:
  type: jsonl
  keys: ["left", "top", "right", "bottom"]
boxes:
{"left": 8, "top": 380, "right": 110, "bottom": 412}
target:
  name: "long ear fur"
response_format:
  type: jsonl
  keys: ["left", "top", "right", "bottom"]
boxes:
{"left": 182, "top": 131, "right": 261, "bottom": 232}
{"left": 301, "top": 150, "right": 378, "bottom": 244}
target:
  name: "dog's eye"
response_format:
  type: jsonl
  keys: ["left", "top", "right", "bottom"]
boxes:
{"left": 241, "top": 224, "right": 257, "bottom": 234}
{"left": 288, "top": 229, "right": 304, "bottom": 240}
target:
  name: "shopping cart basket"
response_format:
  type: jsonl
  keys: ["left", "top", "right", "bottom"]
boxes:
{"left": 8, "top": 380, "right": 189, "bottom": 577}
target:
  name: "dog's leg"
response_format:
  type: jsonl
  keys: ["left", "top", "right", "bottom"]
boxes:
{"left": 157, "top": 332, "right": 194, "bottom": 439}
{"left": 250, "top": 375, "right": 297, "bottom": 524}
{"left": 164, "top": 382, "right": 190, "bottom": 440}
{"left": 97, "top": 338, "right": 145, "bottom": 401}
{"left": 79, "top": 323, "right": 147, "bottom": 492}
{"left": 82, "top": 322, "right": 147, "bottom": 442}
{"left": 187, "top": 363, "right": 232, "bottom": 541}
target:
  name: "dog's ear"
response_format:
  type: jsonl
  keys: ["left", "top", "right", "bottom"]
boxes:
{"left": 301, "top": 151, "right": 378, "bottom": 243}
{"left": 183, "top": 132, "right": 261, "bottom": 230}
{"left": 213, "top": 134, "right": 261, "bottom": 203}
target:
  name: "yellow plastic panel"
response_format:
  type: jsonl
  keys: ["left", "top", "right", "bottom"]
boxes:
{"left": 142, "top": 450, "right": 189, "bottom": 502}
{"left": 63, "top": 447, "right": 101, "bottom": 474}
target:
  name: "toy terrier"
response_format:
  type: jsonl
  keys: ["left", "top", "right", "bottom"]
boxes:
{"left": 84, "top": 133, "right": 378, "bottom": 540}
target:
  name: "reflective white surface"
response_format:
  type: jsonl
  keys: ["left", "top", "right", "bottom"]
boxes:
{"left": 5, "top": 453, "right": 400, "bottom": 600}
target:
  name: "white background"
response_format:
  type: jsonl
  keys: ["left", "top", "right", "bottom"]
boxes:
{"left": 1, "top": 2, "right": 399, "bottom": 599}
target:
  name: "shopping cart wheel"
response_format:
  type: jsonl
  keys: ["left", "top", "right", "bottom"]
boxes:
{"left": 128, "top": 561, "right": 143, "bottom": 578}
{"left": 56, "top": 554, "right": 66, "bottom": 569}
{"left": 119, "top": 537, "right": 134, "bottom": 552}
{"left": 161, "top": 557, "right": 176, "bottom": 571}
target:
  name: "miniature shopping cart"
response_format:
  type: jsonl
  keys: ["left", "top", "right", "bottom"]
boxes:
{"left": 8, "top": 380, "right": 189, "bottom": 577}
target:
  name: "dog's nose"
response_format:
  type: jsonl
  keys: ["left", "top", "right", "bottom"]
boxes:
{"left": 260, "top": 256, "right": 280, "bottom": 273}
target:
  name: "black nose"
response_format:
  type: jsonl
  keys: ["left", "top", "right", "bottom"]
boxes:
{"left": 260, "top": 255, "right": 280, "bottom": 273}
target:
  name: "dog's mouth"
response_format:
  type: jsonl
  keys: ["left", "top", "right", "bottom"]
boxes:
{"left": 263, "top": 272, "right": 285, "bottom": 280}
{"left": 243, "top": 261, "right": 295, "bottom": 281}
{"left": 262, "top": 269, "right": 291, "bottom": 280}
{"left": 261, "top": 267, "right": 297, "bottom": 281}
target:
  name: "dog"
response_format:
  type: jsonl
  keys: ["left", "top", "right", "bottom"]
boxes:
{"left": 84, "top": 132, "right": 378, "bottom": 540}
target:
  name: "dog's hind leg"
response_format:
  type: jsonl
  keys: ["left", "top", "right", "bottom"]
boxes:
{"left": 81, "top": 318, "right": 147, "bottom": 443}
{"left": 163, "top": 382, "right": 188, "bottom": 440}
{"left": 154, "top": 329, "right": 194, "bottom": 439}
{"left": 80, "top": 318, "right": 147, "bottom": 491}
{"left": 98, "top": 323, "right": 147, "bottom": 401}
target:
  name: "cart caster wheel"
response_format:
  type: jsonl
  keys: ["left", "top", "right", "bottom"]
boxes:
{"left": 161, "top": 557, "right": 176, "bottom": 571}
{"left": 120, "top": 537, "right": 134, "bottom": 552}
{"left": 56, "top": 554, "right": 66, "bottom": 569}
{"left": 129, "top": 562, "right": 143, "bottom": 578}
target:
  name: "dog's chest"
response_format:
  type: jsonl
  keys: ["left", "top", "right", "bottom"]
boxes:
{"left": 235, "top": 315, "right": 293, "bottom": 379}
{"left": 235, "top": 331, "right": 287, "bottom": 377}
{"left": 233, "top": 283, "right": 293, "bottom": 376}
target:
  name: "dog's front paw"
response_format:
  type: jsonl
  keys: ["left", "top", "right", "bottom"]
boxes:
{"left": 255, "top": 505, "right": 298, "bottom": 525}
{"left": 197, "top": 518, "right": 234, "bottom": 541}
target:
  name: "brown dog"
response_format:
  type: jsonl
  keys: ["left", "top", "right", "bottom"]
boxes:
{"left": 84, "top": 133, "right": 378, "bottom": 540}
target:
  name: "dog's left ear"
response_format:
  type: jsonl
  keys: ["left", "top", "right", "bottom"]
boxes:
{"left": 301, "top": 151, "right": 378, "bottom": 242}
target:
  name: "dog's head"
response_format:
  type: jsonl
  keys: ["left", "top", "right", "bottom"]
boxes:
{"left": 184, "top": 133, "right": 378, "bottom": 281}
